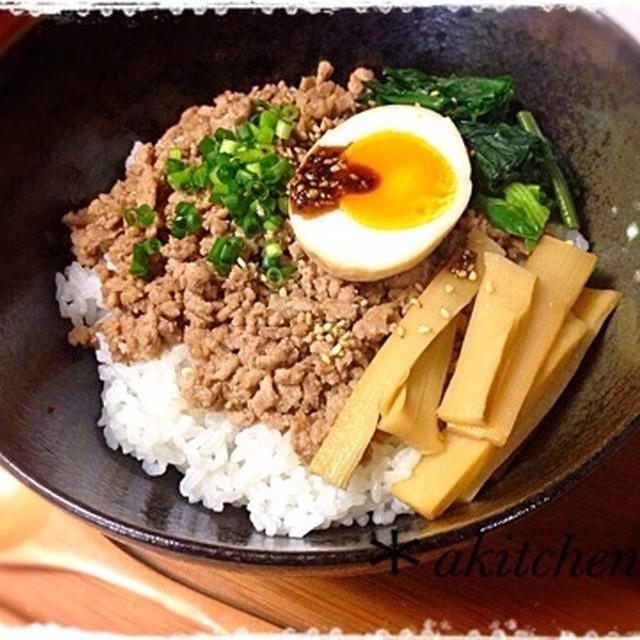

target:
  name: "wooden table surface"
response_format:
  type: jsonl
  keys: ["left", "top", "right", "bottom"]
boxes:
{"left": 0, "top": 427, "right": 638, "bottom": 636}
{"left": 0, "top": 9, "right": 638, "bottom": 637}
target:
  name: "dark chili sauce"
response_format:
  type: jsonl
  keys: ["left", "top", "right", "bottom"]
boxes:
{"left": 288, "top": 146, "right": 380, "bottom": 216}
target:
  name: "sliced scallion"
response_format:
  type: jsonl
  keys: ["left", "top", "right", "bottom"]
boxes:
{"left": 275, "top": 119, "right": 293, "bottom": 140}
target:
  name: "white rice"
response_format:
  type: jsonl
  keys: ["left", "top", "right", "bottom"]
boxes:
{"left": 55, "top": 262, "right": 419, "bottom": 537}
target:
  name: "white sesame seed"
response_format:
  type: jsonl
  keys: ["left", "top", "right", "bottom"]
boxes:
{"left": 418, "top": 325, "right": 432, "bottom": 334}
{"left": 409, "top": 297, "right": 422, "bottom": 308}
{"left": 634, "top": 269, "right": 640, "bottom": 283}
{"left": 330, "top": 343, "right": 342, "bottom": 356}
{"left": 236, "top": 256, "right": 247, "bottom": 269}
{"left": 414, "top": 282, "right": 424, "bottom": 293}
{"left": 279, "top": 287, "right": 287, "bottom": 298}
{"left": 336, "top": 319, "right": 346, "bottom": 328}
{"left": 389, "top": 322, "right": 398, "bottom": 332}
{"left": 325, "top": 334, "right": 335, "bottom": 343}
{"left": 340, "top": 330, "right": 351, "bottom": 341}
{"left": 440, "top": 306, "right": 451, "bottom": 319}
{"left": 396, "top": 325, "right": 406, "bottom": 338}
{"left": 627, "top": 222, "right": 639, "bottom": 242}
{"left": 484, "top": 281, "right": 495, "bottom": 294}
{"left": 323, "top": 322, "right": 332, "bottom": 332}
{"left": 468, "top": 270, "right": 478, "bottom": 282}
{"left": 444, "top": 283, "right": 454, "bottom": 294}
{"left": 320, "top": 353, "right": 331, "bottom": 364}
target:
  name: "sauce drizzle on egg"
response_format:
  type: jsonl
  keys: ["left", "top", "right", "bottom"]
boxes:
{"left": 289, "top": 130, "right": 458, "bottom": 230}
{"left": 289, "top": 146, "right": 379, "bottom": 215}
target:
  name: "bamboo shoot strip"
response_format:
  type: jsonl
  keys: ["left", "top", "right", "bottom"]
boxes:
{"left": 437, "top": 253, "right": 537, "bottom": 426}
{"left": 392, "top": 288, "right": 619, "bottom": 519}
{"left": 448, "top": 235, "right": 596, "bottom": 446}
{"left": 378, "top": 319, "right": 457, "bottom": 455}
{"left": 459, "top": 288, "right": 620, "bottom": 502}
{"left": 309, "top": 231, "right": 504, "bottom": 489}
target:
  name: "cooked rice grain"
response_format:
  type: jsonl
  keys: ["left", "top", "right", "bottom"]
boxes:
{"left": 56, "top": 262, "right": 419, "bottom": 537}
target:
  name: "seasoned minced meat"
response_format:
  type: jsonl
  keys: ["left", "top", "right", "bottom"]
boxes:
{"left": 63, "top": 62, "right": 464, "bottom": 461}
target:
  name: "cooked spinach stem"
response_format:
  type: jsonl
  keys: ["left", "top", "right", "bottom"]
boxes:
{"left": 516, "top": 110, "right": 580, "bottom": 230}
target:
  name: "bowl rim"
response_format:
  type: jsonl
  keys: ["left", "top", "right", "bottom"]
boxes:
{"left": 1, "top": 412, "right": 639, "bottom": 566}
{"left": 1, "top": 7, "right": 639, "bottom": 567}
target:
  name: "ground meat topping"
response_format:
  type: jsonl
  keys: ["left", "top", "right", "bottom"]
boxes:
{"left": 63, "top": 61, "right": 470, "bottom": 461}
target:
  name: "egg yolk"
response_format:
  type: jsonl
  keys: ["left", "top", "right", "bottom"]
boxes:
{"left": 340, "top": 130, "right": 457, "bottom": 230}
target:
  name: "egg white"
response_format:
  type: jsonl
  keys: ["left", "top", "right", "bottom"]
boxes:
{"left": 289, "top": 104, "right": 472, "bottom": 281}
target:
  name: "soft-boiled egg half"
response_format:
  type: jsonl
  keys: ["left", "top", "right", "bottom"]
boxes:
{"left": 288, "top": 104, "right": 472, "bottom": 281}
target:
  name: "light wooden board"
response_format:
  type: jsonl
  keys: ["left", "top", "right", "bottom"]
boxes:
{"left": 1, "top": 429, "right": 639, "bottom": 635}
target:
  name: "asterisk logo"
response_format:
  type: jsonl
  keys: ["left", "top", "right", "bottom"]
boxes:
{"left": 370, "top": 528, "right": 420, "bottom": 574}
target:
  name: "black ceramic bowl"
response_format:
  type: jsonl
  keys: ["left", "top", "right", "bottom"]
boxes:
{"left": 0, "top": 7, "right": 639, "bottom": 568}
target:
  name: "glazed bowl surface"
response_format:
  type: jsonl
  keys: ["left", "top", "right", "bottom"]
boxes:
{"left": 0, "top": 7, "right": 639, "bottom": 567}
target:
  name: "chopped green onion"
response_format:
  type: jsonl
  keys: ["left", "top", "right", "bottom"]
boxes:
{"left": 280, "top": 104, "right": 299, "bottom": 121}
{"left": 166, "top": 158, "right": 185, "bottom": 174}
{"left": 214, "top": 128, "right": 236, "bottom": 142}
{"left": 237, "top": 148, "right": 265, "bottom": 164}
{"left": 236, "top": 123, "right": 253, "bottom": 143}
{"left": 221, "top": 193, "right": 248, "bottom": 217}
{"left": 168, "top": 147, "right": 182, "bottom": 160}
{"left": 215, "top": 162, "right": 237, "bottom": 184}
{"left": 190, "top": 165, "right": 209, "bottom": 189}
{"left": 235, "top": 168, "right": 254, "bottom": 185}
{"left": 168, "top": 101, "right": 300, "bottom": 279}
{"left": 241, "top": 213, "right": 261, "bottom": 237}
{"left": 145, "top": 237, "right": 162, "bottom": 253}
{"left": 123, "top": 207, "right": 137, "bottom": 226}
{"left": 255, "top": 128, "right": 275, "bottom": 145}
{"left": 265, "top": 158, "right": 291, "bottom": 183}
{"left": 123, "top": 204, "right": 154, "bottom": 228}
{"left": 135, "top": 204, "right": 155, "bottom": 227}
{"left": 260, "top": 242, "right": 294, "bottom": 287}
{"left": 259, "top": 155, "right": 278, "bottom": 172}
{"left": 220, "top": 139, "right": 239, "bottom": 155}
{"left": 263, "top": 241, "right": 282, "bottom": 260}
{"left": 197, "top": 136, "right": 217, "bottom": 155}
{"left": 265, "top": 266, "right": 284, "bottom": 287}
{"left": 130, "top": 236, "right": 162, "bottom": 280}
{"left": 246, "top": 162, "right": 262, "bottom": 177}
{"left": 167, "top": 168, "right": 191, "bottom": 191}
{"left": 171, "top": 201, "right": 202, "bottom": 238}
{"left": 206, "top": 235, "right": 245, "bottom": 275}
{"left": 277, "top": 196, "right": 289, "bottom": 215}
{"left": 259, "top": 109, "right": 279, "bottom": 130}
{"left": 263, "top": 215, "right": 283, "bottom": 231}
{"left": 275, "top": 119, "right": 293, "bottom": 140}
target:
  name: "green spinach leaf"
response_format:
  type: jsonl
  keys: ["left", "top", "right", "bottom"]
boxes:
{"left": 458, "top": 121, "right": 548, "bottom": 195}
{"left": 479, "top": 182, "right": 550, "bottom": 247}
{"left": 362, "top": 68, "right": 514, "bottom": 123}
